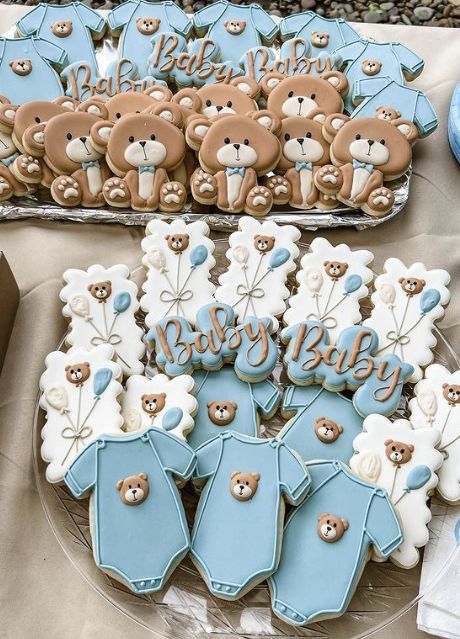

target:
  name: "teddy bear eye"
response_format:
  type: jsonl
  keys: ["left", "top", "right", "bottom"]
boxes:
{"left": 129, "top": 135, "right": 135, "bottom": 143}
{"left": 115, "top": 112, "right": 121, "bottom": 119}
{"left": 306, "top": 132, "right": 312, "bottom": 138}
{"left": 288, "top": 91, "right": 294, "bottom": 98}
{"left": 355, "top": 134, "right": 361, "bottom": 140}
{"left": 244, "top": 138, "right": 249, "bottom": 145}
{"left": 137, "top": 483, "right": 141, "bottom": 488}
{"left": 206, "top": 99, "right": 212, "bottom": 107}
{"left": 128, "top": 484, "right": 132, "bottom": 489}
{"left": 227, "top": 101, "right": 232, "bottom": 108}
{"left": 326, "top": 519, "right": 330, "bottom": 524}
{"left": 333, "top": 523, "right": 337, "bottom": 527}
{"left": 224, "top": 137, "right": 230, "bottom": 144}
{"left": 400, "top": 449, "right": 405, "bottom": 454}
{"left": 284, "top": 133, "right": 290, "bottom": 141}
{"left": 310, "top": 93, "right": 316, "bottom": 100}
{"left": 66, "top": 133, "right": 72, "bottom": 140}
{"left": 392, "top": 446, "right": 396, "bottom": 451}
{"left": 245, "top": 481, "right": 249, "bottom": 485}
{"left": 150, "top": 134, "right": 156, "bottom": 140}
{"left": 450, "top": 388, "right": 454, "bottom": 392}
{"left": 380, "top": 139, "right": 385, "bottom": 145}
{"left": 35, "top": 116, "right": 41, "bottom": 123}
{"left": 216, "top": 405, "right": 220, "bottom": 410}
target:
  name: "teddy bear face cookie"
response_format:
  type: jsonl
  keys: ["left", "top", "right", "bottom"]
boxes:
{"left": 117, "top": 472, "right": 149, "bottom": 505}
{"left": 92, "top": 110, "right": 187, "bottom": 212}
{"left": 187, "top": 112, "right": 281, "bottom": 216}
{"left": 0, "top": 100, "right": 29, "bottom": 200}
{"left": 173, "top": 77, "right": 259, "bottom": 118}
{"left": 262, "top": 73, "right": 348, "bottom": 120}
{"left": 230, "top": 471, "right": 260, "bottom": 501}
{"left": 317, "top": 513, "right": 349, "bottom": 542}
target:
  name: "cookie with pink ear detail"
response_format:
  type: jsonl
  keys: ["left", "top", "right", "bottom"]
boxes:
{"left": 188, "top": 111, "right": 281, "bottom": 217}
{"left": 314, "top": 113, "right": 418, "bottom": 218}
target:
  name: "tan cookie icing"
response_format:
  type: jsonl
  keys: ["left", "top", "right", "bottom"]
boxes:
{"left": 384, "top": 439, "right": 414, "bottom": 466}
{"left": 230, "top": 471, "right": 260, "bottom": 501}
{"left": 208, "top": 400, "right": 237, "bottom": 425}
{"left": 9, "top": 59, "right": 32, "bottom": 76}
{"left": 324, "top": 260, "right": 348, "bottom": 281}
{"left": 65, "top": 361, "right": 91, "bottom": 386}
{"left": 311, "top": 31, "right": 330, "bottom": 48}
{"left": 87, "top": 280, "right": 112, "bottom": 302}
{"left": 136, "top": 17, "right": 161, "bottom": 35}
{"left": 116, "top": 473, "right": 149, "bottom": 505}
{"left": 398, "top": 276, "right": 426, "bottom": 296}
{"left": 254, "top": 234, "right": 275, "bottom": 253}
{"left": 165, "top": 233, "right": 190, "bottom": 254}
{"left": 141, "top": 392, "right": 166, "bottom": 415}
{"left": 442, "top": 383, "right": 460, "bottom": 406}
{"left": 361, "top": 59, "right": 382, "bottom": 76}
{"left": 51, "top": 20, "right": 73, "bottom": 38}
{"left": 317, "top": 513, "right": 349, "bottom": 542}
{"left": 315, "top": 417, "right": 343, "bottom": 443}
{"left": 173, "top": 76, "right": 259, "bottom": 118}
{"left": 224, "top": 19, "right": 246, "bottom": 35}
{"left": 376, "top": 106, "right": 401, "bottom": 122}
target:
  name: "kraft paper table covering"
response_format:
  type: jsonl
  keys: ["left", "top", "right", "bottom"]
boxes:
{"left": 0, "top": 9, "right": 459, "bottom": 638}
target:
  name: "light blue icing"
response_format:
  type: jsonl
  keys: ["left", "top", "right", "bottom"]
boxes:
{"left": 351, "top": 75, "right": 438, "bottom": 137}
{"left": 148, "top": 31, "right": 188, "bottom": 82}
{"left": 334, "top": 39, "right": 425, "bottom": 113}
{"left": 269, "top": 460, "right": 403, "bottom": 625}
{"left": 193, "top": 0, "right": 278, "bottom": 66}
{"left": 0, "top": 37, "right": 66, "bottom": 103}
{"left": 280, "top": 385, "right": 363, "bottom": 464}
{"left": 191, "top": 432, "right": 311, "bottom": 598}
{"left": 147, "top": 303, "right": 278, "bottom": 382}
{"left": 169, "top": 37, "right": 242, "bottom": 87}
{"left": 16, "top": 2, "right": 104, "bottom": 76}
{"left": 108, "top": 0, "right": 192, "bottom": 78}
{"left": 282, "top": 321, "right": 414, "bottom": 417}
{"left": 188, "top": 366, "right": 281, "bottom": 450}
{"left": 64, "top": 428, "right": 196, "bottom": 593}
{"left": 279, "top": 12, "right": 360, "bottom": 54}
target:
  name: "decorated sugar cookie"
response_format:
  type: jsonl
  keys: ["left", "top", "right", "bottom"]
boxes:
{"left": 350, "top": 415, "right": 443, "bottom": 569}
{"left": 269, "top": 460, "right": 403, "bottom": 625}
{"left": 215, "top": 217, "right": 300, "bottom": 332}
{"left": 188, "top": 366, "right": 281, "bottom": 450}
{"left": 0, "top": 98, "right": 28, "bottom": 201}
{"left": 173, "top": 77, "right": 259, "bottom": 118}
{"left": 279, "top": 12, "right": 361, "bottom": 55}
{"left": 60, "top": 264, "right": 145, "bottom": 377}
{"left": 283, "top": 237, "right": 373, "bottom": 341}
{"left": 39, "top": 344, "right": 123, "bottom": 483}
{"left": 121, "top": 373, "right": 197, "bottom": 440}
{"left": 147, "top": 302, "right": 278, "bottom": 383}
{"left": 191, "top": 431, "right": 311, "bottom": 599}
{"left": 141, "top": 219, "right": 216, "bottom": 328}
{"left": 282, "top": 321, "right": 414, "bottom": 417}
{"left": 65, "top": 427, "right": 196, "bottom": 593}
{"left": 279, "top": 385, "right": 364, "bottom": 464}
{"left": 410, "top": 364, "right": 460, "bottom": 504}
{"left": 363, "top": 258, "right": 451, "bottom": 382}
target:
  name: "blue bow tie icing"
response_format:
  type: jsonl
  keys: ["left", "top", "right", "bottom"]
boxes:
{"left": 295, "top": 161, "right": 313, "bottom": 172}
{"left": 352, "top": 160, "right": 374, "bottom": 173}
{"left": 1, "top": 152, "right": 19, "bottom": 167}
{"left": 139, "top": 165, "right": 156, "bottom": 174}
{"left": 226, "top": 167, "right": 245, "bottom": 177}
{"left": 82, "top": 160, "right": 100, "bottom": 170}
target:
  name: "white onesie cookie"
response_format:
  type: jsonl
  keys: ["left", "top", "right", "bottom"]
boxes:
{"left": 141, "top": 219, "right": 216, "bottom": 327}
{"left": 39, "top": 344, "right": 123, "bottom": 483}
{"left": 215, "top": 217, "right": 300, "bottom": 332}
{"left": 60, "top": 264, "right": 145, "bottom": 377}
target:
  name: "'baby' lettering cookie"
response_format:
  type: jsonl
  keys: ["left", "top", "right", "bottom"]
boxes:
{"left": 350, "top": 414, "right": 443, "bottom": 569}
{"left": 215, "top": 216, "right": 300, "bottom": 332}
{"left": 283, "top": 236, "right": 373, "bottom": 342}
{"left": 363, "top": 258, "right": 451, "bottom": 382}
{"left": 60, "top": 264, "right": 145, "bottom": 377}
{"left": 39, "top": 344, "right": 123, "bottom": 483}
{"left": 141, "top": 219, "right": 216, "bottom": 328}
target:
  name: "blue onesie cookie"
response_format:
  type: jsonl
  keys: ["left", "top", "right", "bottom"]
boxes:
{"left": 188, "top": 366, "right": 281, "bottom": 450}
{"left": 191, "top": 432, "right": 311, "bottom": 599}
{"left": 0, "top": 37, "right": 66, "bottom": 103}
{"left": 16, "top": 2, "right": 105, "bottom": 77}
{"left": 269, "top": 460, "right": 403, "bottom": 625}
{"left": 279, "top": 12, "right": 360, "bottom": 55}
{"left": 193, "top": 0, "right": 278, "bottom": 67}
{"left": 279, "top": 385, "right": 363, "bottom": 464}
{"left": 108, "top": 0, "right": 192, "bottom": 78}
{"left": 65, "top": 428, "right": 196, "bottom": 593}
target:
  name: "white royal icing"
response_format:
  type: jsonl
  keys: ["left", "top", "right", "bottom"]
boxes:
{"left": 215, "top": 216, "right": 300, "bottom": 332}
{"left": 60, "top": 264, "right": 145, "bottom": 377}
{"left": 350, "top": 414, "right": 443, "bottom": 569}
{"left": 363, "top": 258, "right": 450, "bottom": 382}
{"left": 141, "top": 219, "right": 216, "bottom": 327}
{"left": 283, "top": 237, "right": 374, "bottom": 341}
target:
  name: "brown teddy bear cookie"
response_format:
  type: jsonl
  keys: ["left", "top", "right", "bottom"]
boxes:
{"left": 173, "top": 76, "right": 259, "bottom": 119}
{"left": 311, "top": 32, "right": 330, "bottom": 48}
{"left": 317, "top": 513, "right": 349, "bottom": 542}
{"left": 225, "top": 19, "right": 246, "bottom": 35}
{"left": 314, "top": 417, "right": 343, "bottom": 443}
{"left": 87, "top": 280, "right": 112, "bottom": 302}
{"left": 375, "top": 106, "right": 401, "bottom": 122}
{"left": 264, "top": 117, "right": 334, "bottom": 211}
{"left": 398, "top": 277, "right": 426, "bottom": 296}
{"left": 116, "top": 473, "right": 149, "bottom": 505}
{"left": 165, "top": 233, "right": 190, "bottom": 254}
{"left": 187, "top": 111, "right": 281, "bottom": 217}
{"left": 91, "top": 106, "right": 187, "bottom": 212}
{"left": 442, "top": 383, "right": 460, "bottom": 405}
{"left": 136, "top": 17, "right": 161, "bottom": 35}
{"left": 230, "top": 471, "right": 260, "bottom": 501}
{"left": 141, "top": 392, "right": 166, "bottom": 415}
{"left": 254, "top": 235, "right": 275, "bottom": 253}
{"left": 65, "top": 361, "right": 91, "bottom": 386}
{"left": 207, "top": 400, "right": 237, "bottom": 426}
{"left": 384, "top": 439, "right": 414, "bottom": 465}
{"left": 260, "top": 72, "right": 348, "bottom": 121}
{"left": 0, "top": 97, "right": 29, "bottom": 201}
{"left": 324, "top": 260, "right": 348, "bottom": 281}
{"left": 314, "top": 114, "right": 418, "bottom": 217}
{"left": 9, "top": 59, "right": 32, "bottom": 76}
{"left": 361, "top": 59, "right": 382, "bottom": 76}
{"left": 77, "top": 85, "right": 175, "bottom": 122}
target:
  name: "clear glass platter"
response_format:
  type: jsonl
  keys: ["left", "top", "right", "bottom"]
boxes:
{"left": 32, "top": 240, "right": 459, "bottom": 638}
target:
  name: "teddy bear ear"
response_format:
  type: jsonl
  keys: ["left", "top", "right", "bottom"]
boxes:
{"left": 23, "top": 122, "right": 46, "bottom": 156}
{"left": 116, "top": 479, "right": 123, "bottom": 490}
{"left": 90, "top": 120, "right": 113, "bottom": 151}
{"left": 338, "top": 425, "right": 343, "bottom": 433}
{"left": 77, "top": 98, "right": 108, "bottom": 120}
{"left": 341, "top": 518, "right": 349, "bottom": 530}
{"left": 443, "top": 383, "right": 448, "bottom": 389}
{"left": 392, "top": 119, "right": 418, "bottom": 144}
{"left": 229, "top": 401, "right": 238, "bottom": 409}
{"left": 172, "top": 88, "right": 202, "bottom": 113}
{"left": 421, "top": 279, "right": 426, "bottom": 286}
{"left": 160, "top": 392, "right": 166, "bottom": 398}
{"left": 320, "top": 71, "right": 348, "bottom": 97}
{"left": 141, "top": 394, "right": 146, "bottom": 400}
{"left": 148, "top": 102, "right": 183, "bottom": 128}
{"left": 259, "top": 71, "right": 285, "bottom": 97}
{"left": 53, "top": 96, "right": 79, "bottom": 111}
{"left": 318, "top": 513, "right": 328, "bottom": 521}
{"left": 139, "top": 472, "right": 148, "bottom": 480}
{"left": 145, "top": 84, "right": 173, "bottom": 103}
{"left": 408, "top": 444, "right": 415, "bottom": 452}
{"left": 231, "top": 75, "right": 260, "bottom": 100}
{"left": 322, "top": 113, "right": 350, "bottom": 142}
{"left": 186, "top": 116, "right": 212, "bottom": 151}
{"left": 251, "top": 473, "right": 260, "bottom": 481}
{"left": 316, "top": 416, "right": 325, "bottom": 422}
{"left": 0, "top": 103, "right": 17, "bottom": 131}
{"left": 384, "top": 439, "right": 394, "bottom": 446}
{"left": 231, "top": 471, "right": 240, "bottom": 479}
{"left": 65, "top": 365, "right": 70, "bottom": 371}
{"left": 247, "top": 109, "right": 281, "bottom": 135}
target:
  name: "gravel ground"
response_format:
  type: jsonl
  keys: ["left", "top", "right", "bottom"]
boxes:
{"left": 2, "top": 0, "right": 459, "bottom": 27}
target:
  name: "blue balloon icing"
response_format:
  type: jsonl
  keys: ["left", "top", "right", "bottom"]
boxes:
{"left": 113, "top": 291, "right": 131, "bottom": 314}
{"left": 405, "top": 464, "right": 431, "bottom": 491}
{"left": 269, "top": 248, "right": 290, "bottom": 270}
{"left": 93, "top": 368, "right": 113, "bottom": 397}
{"left": 420, "top": 288, "right": 441, "bottom": 315}
{"left": 190, "top": 244, "right": 208, "bottom": 268}
{"left": 162, "top": 407, "right": 184, "bottom": 432}
{"left": 344, "top": 274, "right": 362, "bottom": 295}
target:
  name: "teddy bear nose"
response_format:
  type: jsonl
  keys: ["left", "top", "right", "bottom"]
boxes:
{"left": 368, "top": 140, "right": 375, "bottom": 146}
{"left": 139, "top": 141, "right": 147, "bottom": 148}
{"left": 216, "top": 105, "right": 223, "bottom": 112}
{"left": 233, "top": 143, "right": 240, "bottom": 150}
{"left": 298, "top": 97, "right": 304, "bottom": 104}
{"left": 79, "top": 136, "right": 87, "bottom": 143}
{"left": 297, "top": 138, "right": 304, "bottom": 144}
